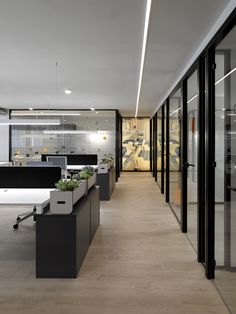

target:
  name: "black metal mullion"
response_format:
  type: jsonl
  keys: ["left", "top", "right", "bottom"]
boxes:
{"left": 181, "top": 79, "right": 187, "bottom": 233}
{"left": 154, "top": 113, "right": 157, "bottom": 181}
{"left": 150, "top": 118, "right": 153, "bottom": 175}
{"left": 115, "top": 110, "right": 120, "bottom": 181}
{"left": 161, "top": 105, "right": 165, "bottom": 194}
{"left": 166, "top": 99, "right": 170, "bottom": 203}
{"left": 205, "top": 46, "right": 216, "bottom": 279}
{"left": 197, "top": 56, "right": 206, "bottom": 263}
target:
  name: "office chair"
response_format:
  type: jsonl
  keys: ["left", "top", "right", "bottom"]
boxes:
{"left": 14, "top": 206, "right": 37, "bottom": 229}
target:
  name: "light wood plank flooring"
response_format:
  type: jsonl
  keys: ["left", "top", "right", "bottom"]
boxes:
{"left": 0, "top": 172, "right": 229, "bottom": 314}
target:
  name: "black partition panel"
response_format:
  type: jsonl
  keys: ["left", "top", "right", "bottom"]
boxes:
{"left": 0, "top": 167, "right": 61, "bottom": 188}
{"left": 41, "top": 154, "right": 97, "bottom": 165}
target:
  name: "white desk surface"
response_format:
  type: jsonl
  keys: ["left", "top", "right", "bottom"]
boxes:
{"left": 67, "top": 165, "right": 98, "bottom": 170}
{"left": 0, "top": 188, "right": 54, "bottom": 214}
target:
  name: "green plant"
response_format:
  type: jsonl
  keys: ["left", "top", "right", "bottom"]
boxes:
{"left": 82, "top": 166, "right": 94, "bottom": 175}
{"left": 78, "top": 170, "right": 92, "bottom": 180}
{"left": 100, "top": 154, "right": 113, "bottom": 164}
{"left": 55, "top": 179, "right": 80, "bottom": 191}
{"left": 104, "top": 153, "right": 113, "bottom": 160}
{"left": 100, "top": 158, "right": 110, "bottom": 164}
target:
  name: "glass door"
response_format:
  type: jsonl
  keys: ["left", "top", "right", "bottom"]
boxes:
{"left": 186, "top": 70, "right": 199, "bottom": 251}
{"left": 169, "top": 88, "right": 182, "bottom": 221}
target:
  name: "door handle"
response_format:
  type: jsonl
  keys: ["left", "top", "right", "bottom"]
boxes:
{"left": 183, "top": 162, "right": 195, "bottom": 168}
{"left": 227, "top": 186, "right": 236, "bottom": 192}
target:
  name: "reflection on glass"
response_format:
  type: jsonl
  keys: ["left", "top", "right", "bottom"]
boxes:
{"left": 157, "top": 108, "right": 162, "bottom": 188}
{"left": 214, "top": 25, "right": 236, "bottom": 314}
{"left": 11, "top": 110, "right": 116, "bottom": 164}
{"left": 122, "top": 118, "right": 150, "bottom": 171}
{"left": 169, "top": 89, "right": 181, "bottom": 220}
{"left": 186, "top": 70, "right": 198, "bottom": 250}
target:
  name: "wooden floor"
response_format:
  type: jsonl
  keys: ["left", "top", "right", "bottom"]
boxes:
{"left": 0, "top": 172, "right": 229, "bottom": 314}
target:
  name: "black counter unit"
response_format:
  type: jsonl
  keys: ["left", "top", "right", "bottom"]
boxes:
{"left": 36, "top": 186, "right": 100, "bottom": 278}
{"left": 97, "top": 167, "right": 116, "bottom": 200}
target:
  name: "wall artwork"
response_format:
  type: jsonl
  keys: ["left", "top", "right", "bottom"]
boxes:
{"left": 122, "top": 118, "right": 150, "bottom": 171}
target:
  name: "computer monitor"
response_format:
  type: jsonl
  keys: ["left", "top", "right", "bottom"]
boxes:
{"left": 46, "top": 156, "right": 67, "bottom": 172}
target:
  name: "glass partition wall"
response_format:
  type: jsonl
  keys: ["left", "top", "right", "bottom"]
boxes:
{"left": 150, "top": 10, "right": 236, "bottom": 313}
{"left": 214, "top": 24, "right": 236, "bottom": 314}
{"left": 186, "top": 70, "right": 199, "bottom": 251}
{"left": 10, "top": 110, "right": 117, "bottom": 165}
{"left": 169, "top": 89, "right": 182, "bottom": 221}
{"left": 157, "top": 108, "right": 162, "bottom": 189}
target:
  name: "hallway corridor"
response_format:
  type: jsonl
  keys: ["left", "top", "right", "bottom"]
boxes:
{"left": 0, "top": 172, "right": 229, "bottom": 314}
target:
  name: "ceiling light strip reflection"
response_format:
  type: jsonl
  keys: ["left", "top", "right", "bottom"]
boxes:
{"left": 215, "top": 67, "right": 236, "bottom": 85}
{"left": 0, "top": 119, "right": 60, "bottom": 125}
{"left": 43, "top": 130, "right": 112, "bottom": 135}
{"left": 135, "top": 0, "right": 152, "bottom": 118}
{"left": 11, "top": 112, "right": 81, "bottom": 116}
{"left": 187, "top": 94, "right": 198, "bottom": 104}
{"left": 169, "top": 107, "right": 181, "bottom": 116}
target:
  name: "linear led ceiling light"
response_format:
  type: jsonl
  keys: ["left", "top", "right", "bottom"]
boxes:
{"left": 0, "top": 119, "right": 60, "bottom": 125}
{"left": 135, "top": 0, "right": 152, "bottom": 118}
{"left": 215, "top": 67, "right": 236, "bottom": 85}
{"left": 11, "top": 111, "right": 81, "bottom": 116}
{"left": 65, "top": 89, "right": 72, "bottom": 95}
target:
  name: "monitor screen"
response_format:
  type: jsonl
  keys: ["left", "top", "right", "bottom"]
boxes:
{"left": 46, "top": 156, "right": 67, "bottom": 171}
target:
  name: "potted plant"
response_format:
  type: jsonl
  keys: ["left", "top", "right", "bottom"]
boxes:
{"left": 50, "top": 178, "right": 87, "bottom": 214}
{"left": 98, "top": 155, "right": 113, "bottom": 173}
{"left": 73, "top": 166, "right": 96, "bottom": 190}
{"left": 104, "top": 154, "right": 114, "bottom": 166}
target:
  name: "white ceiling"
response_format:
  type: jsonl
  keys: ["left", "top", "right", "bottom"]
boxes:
{"left": 0, "top": 0, "right": 233, "bottom": 116}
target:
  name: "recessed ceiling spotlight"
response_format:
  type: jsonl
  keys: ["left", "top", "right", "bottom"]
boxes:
{"left": 90, "top": 107, "right": 95, "bottom": 111}
{"left": 29, "top": 107, "right": 34, "bottom": 111}
{"left": 65, "top": 89, "right": 72, "bottom": 95}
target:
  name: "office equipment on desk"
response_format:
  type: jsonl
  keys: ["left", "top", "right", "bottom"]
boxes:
{"left": 0, "top": 166, "right": 61, "bottom": 228}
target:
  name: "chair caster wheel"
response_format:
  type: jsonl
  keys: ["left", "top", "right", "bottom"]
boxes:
{"left": 13, "top": 224, "right": 19, "bottom": 229}
{"left": 17, "top": 217, "right": 20, "bottom": 221}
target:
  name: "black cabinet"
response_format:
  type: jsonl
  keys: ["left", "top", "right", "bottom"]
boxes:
{"left": 36, "top": 186, "right": 100, "bottom": 278}
{"left": 88, "top": 186, "right": 100, "bottom": 242}
{"left": 97, "top": 167, "right": 116, "bottom": 200}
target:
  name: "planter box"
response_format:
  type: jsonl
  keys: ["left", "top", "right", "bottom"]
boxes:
{"left": 87, "top": 173, "right": 97, "bottom": 190}
{"left": 50, "top": 180, "right": 87, "bottom": 214}
{"left": 98, "top": 163, "right": 110, "bottom": 173}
